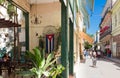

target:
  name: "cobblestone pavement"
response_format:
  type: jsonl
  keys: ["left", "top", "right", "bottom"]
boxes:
{"left": 74, "top": 58, "right": 120, "bottom": 78}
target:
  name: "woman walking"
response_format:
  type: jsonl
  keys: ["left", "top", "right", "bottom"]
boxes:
{"left": 92, "top": 50, "right": 97, "bottom": 67}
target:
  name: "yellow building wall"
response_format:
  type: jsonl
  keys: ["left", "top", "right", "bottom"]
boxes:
{"left": 112, "top": 0, "right": 120, "bottom": 36}
{"left": 29, "top": 2, "right": 61, "bottom": 50}
{"left": 111, "top": 0, "right": 120, "bottom": 57}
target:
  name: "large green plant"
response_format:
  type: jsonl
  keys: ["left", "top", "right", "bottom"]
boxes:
{"left": 84, "top": 41, "right": 92, "bottom": 49}
{"left": 50, "top": 64, "right": 65, "bottom": 78}
{"left": 25, "top": 47, "right": 64, "bottom": 78}
{"left": 0, "top": 0, "right": 16, "bottom": 19}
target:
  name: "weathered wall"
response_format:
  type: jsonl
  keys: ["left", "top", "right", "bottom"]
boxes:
{"left": 29, "top": 2, "right": 61, "bottom": 50}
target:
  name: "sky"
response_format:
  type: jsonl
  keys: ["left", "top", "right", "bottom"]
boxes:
{"left": 87, "top": 0, "right": 106, "bottom": 35}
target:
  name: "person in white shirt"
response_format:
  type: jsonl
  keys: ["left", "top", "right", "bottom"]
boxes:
{"left": 92, "top": 50, "right": 97, "bottom": 67}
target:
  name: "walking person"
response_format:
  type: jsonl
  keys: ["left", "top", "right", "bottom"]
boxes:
{"left": 97, "top": 50, "right": 101, "bottom": 59}
{"left": 83, "top": 49, "right": 87, "bottom": 59}
{"left": 92, "top": 50, "right": 97, "bottom": 67}
{"left": 107, "top": 48, "right": 111, "bottom": 58}
{"left": 89, "top": 50, "right": 92, "bottom": 59}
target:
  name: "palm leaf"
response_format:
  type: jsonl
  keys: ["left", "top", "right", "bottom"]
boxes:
{"left": 44, "top": 53, "right": 56, "bottom": 69}
{"left": 25, "top": 47, "right": 64, "bottom": 78}
{"left": 46, "top": 52, "right": 54, "bottom": 64}
{"left": 32, "top": 48, "right": 41, "bottom": 68}
{"left": 25, "top": 51, "right": 38, "bottom": 68}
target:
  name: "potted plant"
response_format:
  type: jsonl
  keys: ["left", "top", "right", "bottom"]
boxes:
{"left": 7, "top": 2, "right": 16, "bottom": 19}
{"left": 49, "top": 64, "right": 65, "bottom": 78}
{"left": 25, "top": 47, "right": 64, "bottom": 78}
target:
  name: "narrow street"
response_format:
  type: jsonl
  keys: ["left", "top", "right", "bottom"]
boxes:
{"left": 75, "top": 58, "right": 120, "bottom": 78}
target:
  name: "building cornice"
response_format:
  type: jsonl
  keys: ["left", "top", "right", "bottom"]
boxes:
{"left": 111, "top": 0, "right": 120, "bottom": 13}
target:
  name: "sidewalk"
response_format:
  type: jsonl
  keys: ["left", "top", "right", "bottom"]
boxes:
{"left": 104, "top": 56, "right": 120, "bottom": 64}
{"left": 74, "top": 58, "right": 120, "bottom": 78}
{"left": 74, "top": 58, "right": 105, "bottom": 78}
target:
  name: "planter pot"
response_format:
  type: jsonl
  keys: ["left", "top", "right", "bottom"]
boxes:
{"left": 69, "top": 75, "right": 75, "bottom": 78}
{"left": 80, "top": 59, "right": 86, "bottom": 63}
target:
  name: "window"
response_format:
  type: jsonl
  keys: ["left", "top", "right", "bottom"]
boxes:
{"left": 117, "top": 11, "right": 119, "bottom": 26}
{"left": 119, "top": 9, "right": 120, "bottom": 24}
{"left": 115, "top": 14, "right": 117, "bottom": 26}
{"left": 112, "top": 15, "right": 115, "bottom": 29}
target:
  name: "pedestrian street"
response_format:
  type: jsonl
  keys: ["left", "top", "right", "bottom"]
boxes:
{"left": 74, "top": 58, "right": 120, "bottom": 78}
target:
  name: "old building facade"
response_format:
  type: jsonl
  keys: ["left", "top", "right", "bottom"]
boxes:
{"left": 111, "top": 0, "right": 120, "bottom": 57}
{"left": 99, "top": 0, "right": 113, "bottom": 55}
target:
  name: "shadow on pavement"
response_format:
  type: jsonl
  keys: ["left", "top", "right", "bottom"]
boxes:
{"left": 97, "top": 58, "right": 120, "bottom": 68}
{"left": 116, "top": 68, "right": 120, "bottom": 71}
{"left": 114, "top": 63, "right": 120, "bottom": 67}
{"left": 89, "top": 65, "right": 97, "bottom": 68}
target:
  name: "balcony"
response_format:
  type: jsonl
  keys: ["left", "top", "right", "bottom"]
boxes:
{"left": 100, "top": 26, "right": 112, "bottom": 39}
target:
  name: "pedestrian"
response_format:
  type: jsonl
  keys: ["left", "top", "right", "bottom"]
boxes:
{"left": 89, "top": 50, "right": 92, "bottom": 59}
{"left": 109, "top": 49, "right": 111, "bottom": 57}
{"left": 83, "top": 49, "right": 86, "bottom": 57}
{"left": 92, "top": 50, "right": 97, "bottom": 67}
{"left": 84, "top": 49, "right": 89, "bottom": 59}
{"left": 107, "top": 48, "right": 111, "bottom": 58}
{"left": 97, "top": 50, "right": 101, "bottom": 59}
